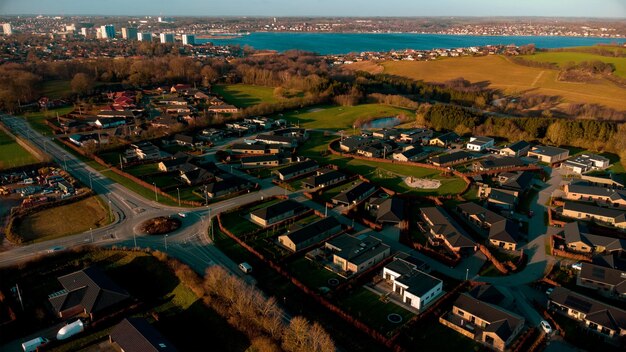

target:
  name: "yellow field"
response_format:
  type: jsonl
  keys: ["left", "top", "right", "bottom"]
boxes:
{"left": 348, "top": 55, "right": 626, "bottom": 111}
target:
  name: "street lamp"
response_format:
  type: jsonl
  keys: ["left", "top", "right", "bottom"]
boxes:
{"left": 465, "top": 268, "right": 469, "bottom": 281}
{"left": 164, "top": 234, "right": 168, "bottom": 251}
{"left": 90, "top": 227, "right": 94, "bottom": 243}
{"left": 88, "top": 172, "right": 93, "bottom": 190}
{"left": 153, "top": 182, "right": 158, "bottom": 202}
{"left": 177, "top": 188, "right": 181, "bottom": 207}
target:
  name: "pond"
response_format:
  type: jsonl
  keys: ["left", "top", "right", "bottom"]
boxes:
{"left": 361, "top": 117, "right": 401, "bottom": 130}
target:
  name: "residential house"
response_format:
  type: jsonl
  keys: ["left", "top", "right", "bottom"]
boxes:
{"left": 207, "top": 104, "right": 238, "bottom": 113}
{"left": 368, "top": 197, "right": 405, "bottom": 224}
{"left": 562, "top": 201, "right": 626, "bottom": 229}
{"left": 157, "top": 154, "right": 191, "bottom": 172}
{"left": 372, "top": 128, "right": 399, "bottom": 140}
{"left": 548, "top": 287, "right": 626, "bottom": 339}
{"left": 275, "top": 159, "right": 318, "bottom": 181}
{"left": 179, "top": 167, "right": 214, "bottom": 186}
{"left": 97, "top": 110, "right": 135, "bottom": 119}
{"left": 429, "top": 151, "right": 471, "bottom": 167}
{"left": 457, "top": 202, "right": 520, "bottom": 250}
{"left": 421, "top": 207, "right": 477, "bottom": 254}
{"left": 564, "top": 153, "right": 611, "bottom": 174}
{"left": 173, "top": 134, "right": 198, "bottom": 147}
{"left": 205, "top": 174, "right": 253, "bottom": 199}
{"left": 466, "top": 136, "right": 495, "bottom": 152}
{"left": 48, "top": 267, "right": 130, "bottom": 320}
{"left": 383, "top": 258, "right": 443, "bottom": 311}
{"left": 556, "top": 222, "right": 626, "bottom": 255}
{"left": 325, "top": 234, "right": 391, "bottom": 276}
{"left": 255, "top": 134, "right": 297, "bottom": 148}
{"left": 497, "top": 171, "right": 534, "bottom": 193}
{"left": 272, "top": 128, "right": 308, "bottom": 141}
{"left": 240, "top": 154, "right": 281, "bottom": 169}
{"left": 69, "top": 133, "right": 101, "bottom": 147}
{"left": 231, "top": 144, "right": 276, "bottom": 155}
{"left": 527, "top": 145, "right": 570, "bottom": 164}
{"left": 429, "top": 132, "right": 459, "bottom": 147}
{"left": 581, "top": 174, "right": 625, "bottom": 189}
{"left": 563, "top": 182, "right": 626, "bottom": 208}
{"left": 577, "top": 263, "right": 626, "bottom": 298}
{"left": 110, "top": 318, "right": 178, "bottom": 352}
{"left": 449, "top": 293, "right": 525, "bottom": 351}
{"left": 392, "top": 146, "right": 423, "bottom": 162}
{"left": 302, "top": 170, "right": 347, "bottom": 189}
{"left": 332, "top": 182, "right": 376, "bottom": 206}
{"left": 340, "top": 136, "right": 372, "bottom": 152}
{"left": 399, "top": 128, "right": 433, "bottom": 144}
{"left": 499, "top": 141, "right": 530, "bottom": 158}
{"left": 95, "top": 117, "right": 127, "bottom": 129}
{"left": 474, "top": 156, "right": 525, "bottom": 172}
{"left": 250, "top": 199, "right": 307, "bottom": 227}
{"left": 278, "top": 217, "right": 342, "bottom": 252}
{"left": 123, "top": 142, "right": 161, "bottom": 162}
{"left": 479, "top": 187, "right": 519, "bottom": 210}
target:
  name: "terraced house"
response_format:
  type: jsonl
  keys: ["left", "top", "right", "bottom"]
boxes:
{"left": 562, "top": 201, "right": 626, "bottom": 229}
{"left": 564, "top": 181, "right": 626, "bottom": 208}
{"left": 555, "top": 222, "right": 626, "bottom": 255}
{"left": 421, "top": 207, "right": 477, "bottom": 254}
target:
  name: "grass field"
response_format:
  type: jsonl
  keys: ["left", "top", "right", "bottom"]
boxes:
{"left": 17, "top": 196, "right": 112, "bottom": 242}
{"left": 40, "top": 80, "right": 72, "bottom": 99}
{"left": 523, "top": 51, "right": 626, "bottom": 78}
{"left": 350, "top": 55, "right": 626, "bottom": 110}
{"left": 280, "top": 104, "right": 414, "bottom": 130}
{"left": 20, "top": 107, "right": 74, "bottom": 135}
{"left": 0, "top": 130, "right": 39, "bottom": 170}
{"left": 213, "top": 84, "right": 279, "bottom": 107}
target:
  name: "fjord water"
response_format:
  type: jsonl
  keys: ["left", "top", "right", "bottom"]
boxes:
{"left": 200, "top": 32, "right": 622, "bottom": 54}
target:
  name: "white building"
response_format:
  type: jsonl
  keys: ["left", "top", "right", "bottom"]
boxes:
{"left": 137, "top": 32, "right": 152, "bottom": 42}
{"left": 182, "top": 34, "right": 195, "bottom": 46}
{"left": 122, "top": 27, "right": 138, "bottom": 40}
{"left": 160, "top": 33, "right": 174, "bottom": 44}
{"left": 383, "top": 258, "right": 443, "bottom": 311}
{"left": 563, "top": 153, "right": 611, "bottom": 174}
{"left": 466, "top": 136, "right": 495, "bottom": 152}
{"left": 2, "top": 23, "right": 12, "bottom": 35}
{"left": 100, "top": 25, "right": 115, "bottom": 39}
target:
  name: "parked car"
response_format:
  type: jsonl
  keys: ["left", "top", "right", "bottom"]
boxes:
{"left": 238, "top": 262, "right": 253, "bottom": 274}
{"left": 21, "top": 337, "right": 49, "bottom": 352}
{"left": 546, "top": 287, "right": 554, "bottom": 296}
{"left": 540, "top": 320, "right": 552, "bottom": 334}
{"left": 178, "top": 212, "right": 186, "bottom": 218}
{"left": 571, "top": 262, "right": 583, "bottom": 271}
{"left": 47, "top": 246, "right": 65, "bottom": 253}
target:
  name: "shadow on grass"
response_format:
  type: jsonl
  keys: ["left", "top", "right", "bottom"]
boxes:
{"left": 107, "top": 255, "right": 179, "bottom": 302}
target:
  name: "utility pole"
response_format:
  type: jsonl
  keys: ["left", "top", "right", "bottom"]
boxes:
{"left": 133, "top": 232, "right": 137, "bottom": 249}
{"left": 164, "top": 234, "right": 168, "bottom": 251}
{"left": 89, "top": 172, "right": 93, "bottom": 190}
{"left": 153, "top": 183, "right": 158, "bottom": 202}
{"left": 15, "top": 284, "right": 24, "bottom": 311}
{"left": 119, "top": 154, "right": 123, "bottom": 170}
{"left": 465, "top": 268, "right": 469, "bottom": 281}
{"left": 90, "top": 227, "right": 94, "bottom": 243}
{"left": 177, "top": 188, "right": 181, "bottom": 207}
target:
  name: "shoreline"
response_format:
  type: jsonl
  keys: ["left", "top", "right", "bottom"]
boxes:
{"left": 204, "top": 32, "right": 626, "bottom": 40}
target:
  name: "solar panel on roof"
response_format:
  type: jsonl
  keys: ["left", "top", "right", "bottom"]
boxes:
{"left": 564, "top": 295, "right": 593, "bottom": 313}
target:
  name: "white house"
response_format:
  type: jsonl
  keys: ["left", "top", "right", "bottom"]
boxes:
{"left": 563, "top": 153, "right": 611, "bottom": 174}
{"left": 383, "top": 258, "right": 443, "bottom": 311}
{"left": 466, "top": 136, "right": 495, "bottom": 152}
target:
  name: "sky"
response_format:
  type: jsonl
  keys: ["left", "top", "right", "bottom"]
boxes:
{"left": 0, "top": 0, "right": 625, "bottom": 18}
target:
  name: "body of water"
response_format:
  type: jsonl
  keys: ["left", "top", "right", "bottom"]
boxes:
{"left": 361, "top": 117, "right": 401, "bottom": 130}
{"left": 198, "top": 32, "right": 623, "bottom": 55}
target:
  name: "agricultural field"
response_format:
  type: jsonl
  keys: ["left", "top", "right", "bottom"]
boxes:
{"left": 212, "top": 84, "right": 279, "bottom": 107}
{"left": 350, "top": 55, "right": 626, "bottom": 111}
{"left": 280, "top": 104, "right": 414, "bottom": 130}
{"left": 17, "top": 196, "right": 112, "bottom": 242}
{"left": 39, "top": 80, "right": 72, "bottom": 99}
{"left": 522, "top": 50, "right": 626, "bottom": 78}
{"left": 0, "top": 130, "right": 39, "bottom": 170}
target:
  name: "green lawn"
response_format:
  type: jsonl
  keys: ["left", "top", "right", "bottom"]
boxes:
{"left": 0, "top": 130, "right": 39, "bottom": 169}
{"left": 20, "top": 107, "right": 74, "bottom": 135}
{"left": 409, "top": 320, "right": 481, "bottom": 352}
{"left": 278, "top": 104, "right": 414, "bottom": 130}
{"left": 298, "top": 131, "right": 337, "bottom": 158}
{"left": 339, "top": 287, "right": 415, "bottom": 336}
{"left": 125, "top": 163, "right": 161, "bottom": 177}
{"left": 213, "top": 84, "right": 279, "bottom": 108}
{"left": 287, "top": 257, "right": 345, "bottom": 290}
{"left": 40, "top": 80, "right": 72, "bottom": 99}
{"left": 521, "top": 51, "right": 626, "bottom": 78}
{"left": 221, "top": 211, "right": 262, "bottom": 237}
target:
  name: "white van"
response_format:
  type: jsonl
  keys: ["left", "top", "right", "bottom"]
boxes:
{"left": 238, "top": 262, "right": 253, "bottom": 274}
{"left": 22, "top": 337, "right": 49, "bottom": 352}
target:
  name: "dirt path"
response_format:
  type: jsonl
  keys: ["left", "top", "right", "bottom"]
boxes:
{"left": 531, "top": 70, "right": 544, "bottom": 87}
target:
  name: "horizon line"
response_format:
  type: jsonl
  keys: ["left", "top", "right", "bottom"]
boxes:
{"left": 2, "top": 14, "right": 626, "bottom": 19}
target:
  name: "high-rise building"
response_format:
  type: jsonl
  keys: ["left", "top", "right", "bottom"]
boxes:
{"left": 2, "top": 23, "right": 12, "bottom": 35}
{"left": 122, "top": 27, "right": 138, "bottom": 40}
{"left": 138, "top": 32, "right": 152, "bottom": 42}
{"left": 100, "top": 25, "right": 115, "bottom": 39}
{"left": 81, "top": 28, "right": 89, "bottom": 37}
{"left": 182, "top": 34, "right": 195, "bottom": 46}
{"left": 160, "top": 33, "right": 174, "bottom": 44}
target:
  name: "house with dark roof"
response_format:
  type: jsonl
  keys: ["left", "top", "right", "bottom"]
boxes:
{"left": 398, "top": 128, "right": 433, "bottom": 144}
{"left": 577, "top": 263, "right": 626, "bottom": 298}
{"left": 250, "top": 199, "right": 307, "bottom": 227}
{"left": 479, "top": 187, "right": 519, "bottom": 210}
{"left": 497, "top": 171, "right": 534, "bottom": 193}
{"left": 278, "top": 217, "right": 341, "bottom": 252}
{"left": 447, "top": 293, "right": 525, "bottom": 351}
{"left": 421, "top": 207, "right": 477, "bottom": 254}
{"left": 157, "top": 155, "right": 192, "bottom": 173}
{"left": 276, "top": 160, "right": 319, "bottom": 181}
{"left": 48, "top": 267, "right": 130, "bottom": 320}
{"left": 548, "top": 287, "right": 626, "bottom": 339}
{"left": 392, "top": 146, "right": 424, "bottom": 162}
{"left": 429, "top": 132, "right": 459, "bottom": 147}
{"left": 231, "top": 143, "right": 270, "bottom": 155}
{"left": 499, "top": 141, "right": 530, "bottom": 158}
{"left": 564, "top": 181, "right": 626, "bottom": 208}
{"left": 332, "top": 182, "right": 376, "bottom": 206}
{"left": 562, "top": 201, "right": 626, "bottom": 229}
{"left": 457, "top": 202, "right": 520, "bottom": 250}
{"left": 372, "top": 128, "right": 399, "bottom": 140}
{"left": 110, "top": 317, "right": 177, "bottom": 352}
{"left": 255, "top": 134, "right": 297, "bottom": 147}
{"left": 429, "top": 151, "right": 471, "bottom": 167}
{"left": 95, "top": 117, "right": 127, "bottom": 129}
{"left": 325, "top": 234, "right": 391, "bottom": 276}
{"left": 240, "top": 154, "right": 281, "bottom": 169}
{"left": 382, "top": 258, "right": 443, "bottom": 311}
{"left": 178, "top": 167, "right": 214, "bottom": 186}
{"left": 467, "top": 284, "right": 506, "bottom": 306}
{"left": 555, "top": 222, "right": 626, "bottom": 255}
{"left": 205, "top": 175, "right": 253, "bottom": 199}
{"left": 339, "top": 136, "right": 372, "bottom": 152}
{"left": 527, "top": 145, "right": 569, "bottom": 164}
{"left": 474, "top": 156, "right": 525, "bottom": 171}
{"left": 301, "top": 170, "right": 346, "bottom": 189}
{"left": 368, "top": 197, "right": 405, "bottom": 224}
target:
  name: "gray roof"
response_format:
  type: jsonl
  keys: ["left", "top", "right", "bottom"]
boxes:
{"left": 387, "top": 258, "right": 442, "bottom": 297}
{"left": 277, "top": 160, "right": 318, "bottom": 177}
{"left": 468, "top": 136, "right": 494, "bottom": 146}
{"left": 302, "top": 170, "right": 346, "bottom": 188}
{"left": 563, "top": 201, "right": 626, "bottom": 223}
{"left": 567, "top": 182, "right": 626, "bottom": 201}
{"left": 489, "top": 219, "right": 520, "bottom": 244}
{"left": 467, "top": 284, "right": 505, "bottom": 305}
{"left": 429, "top": 151, "right": 471, "bottom": 165}
{"left": 250, "top": 199, "right": 304, "bottom": 221}
{"left": 503, "top": 140, "right": 530, "bottom": 153}
{"left": 433, "top": 132, "right": 459, "bottom": 143}
{"left": 499, "top": 171, "right": 534, "bottom": 191}
{"left": 282, "top": 217, "right": 341, "bottom": 246}
{"left": 458, "top": 202, "right": 505, "bottom": 225}
{"left": 561, "top": 222, "right": 626, "bottom": 253}
{"left": 255, "top": 134, "right": 295, "bottom": 144}
{"left": 478, "top": 156, "right": 525, "bottom": 170}
{"left": 454, "top": 293, "right": 524, "bottom": 341}
{"left": 110, "top": 318, "right": 178, "bottom": 352}
{"left": 332, "top": 182, "right": 376, "bottom": 205}
{"left": 421, "top": 207, "right": 476, "bottom": 249}
{"left": 49, "top": 267, "right": 130, "bottom": 315}
{"left": 549, "top": 287, "right": 626, "bottom": 332}
{"left": 231, "top": 143, "right": 267, "bottom": 151}
{"left": 579, "top": 263, "right": 626, "bottom": 294}
{"left": 488, "top": 188, "right": 518, "bottom": 205}
{"left": 376, "top": 198, "right": 405, "bottom": 223}
{"left": 327, "top": 234, "right": 390, "bottom": 266}
{"left": 241, "top": 154, "right": 280, "bottom": 163}
{"left": 530, "top": 145, "right": 569, "bottom": 157}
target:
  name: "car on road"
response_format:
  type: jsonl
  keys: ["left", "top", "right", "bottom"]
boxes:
{"left": 571, "top": 262, "right": 583, "bottom": 271}
{"left": 239, "top": 262, "right": 253, "bottom": 274}
{"left": 540, "top": 320, "right": 552, "bottom": 334}
{"left": 178, "top": 212, "right": 186, "bottom": 218}
{"left": 528, "top": 210, "right": 534, "bottom": 217}
{"left": 546, "top": 287, "right": 554, "bottom": 296}
{"left": 47, "top": 246, "right": 65, "bottom": 253}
